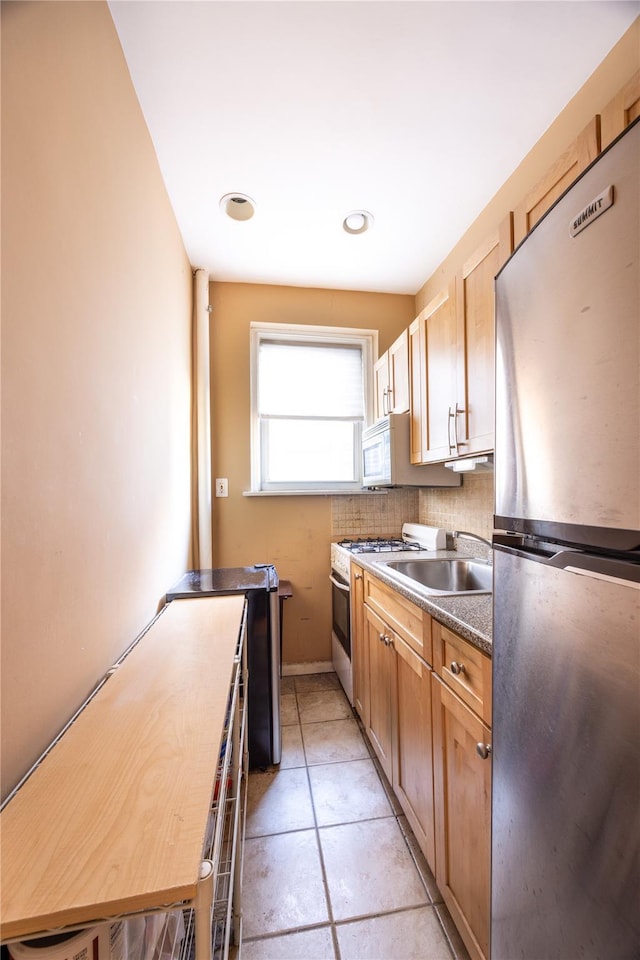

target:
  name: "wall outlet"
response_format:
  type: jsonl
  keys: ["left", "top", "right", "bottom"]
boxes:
{"left": 215, "top": 478, "right": 228, "bottom": 498}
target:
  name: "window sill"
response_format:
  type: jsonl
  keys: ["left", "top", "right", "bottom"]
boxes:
{"left": 242, "top": 488, "right": 389, "bottom": 497}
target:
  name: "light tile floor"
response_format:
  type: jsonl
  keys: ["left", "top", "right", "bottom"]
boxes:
{"left": 239, "top": 672, "right": 471, "bottom": 960}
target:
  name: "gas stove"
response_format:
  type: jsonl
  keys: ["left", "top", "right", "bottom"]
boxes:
{"left": 329, "top": 523, "right": 447, "bottom": 705}
{"left": 330, "top": 523, "right": 447, "bottom": 581}
{"left": 336, "top": 536, "right": 421, "bottom": 554}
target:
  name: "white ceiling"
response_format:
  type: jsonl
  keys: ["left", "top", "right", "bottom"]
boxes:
{"left": 109, "top": 1, "right": 639, "bottom": 294}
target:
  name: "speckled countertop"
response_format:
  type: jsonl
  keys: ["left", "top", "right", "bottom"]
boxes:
{"left": 352, "top": 549, "right": 493, "bottom": 657}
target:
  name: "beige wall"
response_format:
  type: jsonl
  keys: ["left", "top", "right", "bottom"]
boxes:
{"left": 1, "top": 2, "right": 193, "bottom": 799}
{"left": 416, "top": 18, "right": 640, "bottom": 311}
{"left": 209, "top": 282, "right": 415, "bottom": 665}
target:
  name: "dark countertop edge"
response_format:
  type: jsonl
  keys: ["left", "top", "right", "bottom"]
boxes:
{"left": 350, "top": 549, "right": 493, "bottom": 657}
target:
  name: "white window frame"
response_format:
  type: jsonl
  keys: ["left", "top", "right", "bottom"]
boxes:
{"left": 249, "top": 322, "right": 377, "bottom": 495}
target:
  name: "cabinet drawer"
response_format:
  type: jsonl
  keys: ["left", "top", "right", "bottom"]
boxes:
{"left": 433, "top": 621, "right": 491, "bottom": 725}
{"left": 364, "top": 571, "right": 432, "bottom": 663}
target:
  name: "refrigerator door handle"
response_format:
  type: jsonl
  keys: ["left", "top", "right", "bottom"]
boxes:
{"left": 496, "top": 539, "right": 640, "bottom": 586}
{"left": 544, "top": 549, "right": 640, "bottom": 586}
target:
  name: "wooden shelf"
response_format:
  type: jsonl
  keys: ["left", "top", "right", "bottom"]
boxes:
{"left": 0, "top": 594, "right": 246, "bottom": 946}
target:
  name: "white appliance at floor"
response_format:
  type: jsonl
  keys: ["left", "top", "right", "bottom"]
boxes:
{"left": 329, "top": 523, "right": 446, "bottom": 704}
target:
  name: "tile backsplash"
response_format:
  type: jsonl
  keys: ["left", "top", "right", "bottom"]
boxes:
{"left": 330, "top": 488, "right": 419, "bottom": 538}
{"left": 330, "top": 471, "right": 493, "bottom": 541}
{"left": 419, "top": 471, "right": 494, "bottom": 542}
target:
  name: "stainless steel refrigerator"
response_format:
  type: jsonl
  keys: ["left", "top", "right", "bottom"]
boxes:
{"left": 492, "top": 118, "right": 640, "bottom": 959}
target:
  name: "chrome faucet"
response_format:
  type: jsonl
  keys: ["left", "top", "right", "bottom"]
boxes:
{"left": 452, "top": 530, "right": 493, "bottom": 558}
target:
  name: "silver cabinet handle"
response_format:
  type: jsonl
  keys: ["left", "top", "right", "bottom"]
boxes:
{"left": 447, "top": 406, "right": 456, "bottom": 454}
{"left": 476, "top": 742, "right": 492, "bottom": 760}
{"left": 453, "top": 402, "right": 466, "bottom": 452}
{"left": 354, "top": 572, "right": 363, "bottom": 581}
{"left": 450, "top": 661, "right": 465, "bottom": 675}
{"left": 382, "top": 386, "right": 390, "bottom": 416}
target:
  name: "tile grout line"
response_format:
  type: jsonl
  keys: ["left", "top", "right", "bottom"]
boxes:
{"left": 352, "top": 714, "right": 461, "bottom": 959}
{"left": 297, "top": 678, "right": 343, "bottom": 960}
{"left": 245, "top": 677, "right": 465, "bottom": 959}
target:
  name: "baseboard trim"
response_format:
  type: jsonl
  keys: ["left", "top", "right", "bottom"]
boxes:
{"left": 282, "top": 660, "right": 334, "bottom": 677}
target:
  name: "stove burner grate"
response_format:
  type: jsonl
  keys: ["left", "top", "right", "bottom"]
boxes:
{"left": 337, "top": 537, "right": 421, "bottom": 554}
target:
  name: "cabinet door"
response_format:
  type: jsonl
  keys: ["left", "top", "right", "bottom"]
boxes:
{"left": 373, "top": 353, "right": 390, "bottom": 420}
{"left": 364, "top": 605, "right": 394, "bottom": 782}
{"left": 388, "top": 329, "right": 409, "bottom": 414}
{"left": 423, "top": 282, "right": 459, "bottom": 462}
{"left": 513, "top": 116, "right": 601, "bottom": 245}
{"left": 393, "top": 634, "right": 435, "bottom": 873}
{"left": 351, "top": 564, "right": 367, "bottom": 724}
{"left": 408, "top": 316, "right": 427, "bottom": 463}
{"left": 455, "top": 215, "right": 513, "bottom": 457}
{"left": 432, "top": 675, "right": 491, "bottom": 960}
{"left": 601, "top": 70, "right": 640, "bottom": 149}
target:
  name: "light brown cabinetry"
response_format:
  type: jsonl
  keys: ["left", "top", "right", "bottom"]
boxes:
{"left": 374, "top": 328, "right": 409, "bottom": 419}
{"left": 364, "top": 602, "right": 395, "bottom": 780}
{"left": 408, "top": 315, "right": 426, "bottom": 463}
{"left": 454, "top": 216, "right": 513, "bottom": 457}
{"left": 410, "top": 282, "right": 459, "bottom": 463}
{"left": 359, "top": 571, "right": 436, "bottom": 873}
{"left": 601, "top": 69, "right": 640, "bottom": 148}
{"left": 409, "top": 231, "right": 515, "bottom": 464}
{"left": 432, "top": 621, "right": 492, "bottom": 960}
{"left": 393, "top": 628, "right": 436, "bottom": 870}
{"left": 353, "top": 571, "right": 492, "bottom": 957}
{"left": 513, "top": 116, "right": 601, "bottom": 246}
{"left": 363, "top": 569, "right": 431, "bottom": 662}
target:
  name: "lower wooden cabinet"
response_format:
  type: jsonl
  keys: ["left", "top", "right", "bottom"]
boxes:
{"left": 352, "top": 572, "right": 492, "bottom": 960}
{"left": 393, "top": 629, "right": 436, "bottom": 871}
{"left": 432, "top": 677, "right": 491, "bottom": 960}
{"left": 362, "top": 600, "right": 436, "bottom": 874}
{"left": 432, "top": 623, "right": 492, "bottom": 960}
{"left": 364, "top": 603, "right": 395, "bottom": 780}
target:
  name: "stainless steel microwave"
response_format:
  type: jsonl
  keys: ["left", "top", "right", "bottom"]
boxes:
{"left": 362, "top": 413, "right": 460, "bottom": 488}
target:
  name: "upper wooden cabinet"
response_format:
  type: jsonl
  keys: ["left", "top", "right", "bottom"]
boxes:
{"left": 513, "top": 116, "right": 601, "bottom": 246}
{"left": 409, "top": 227, "right": 514, "bottom": 465}
{"left": 410, "top": 282, "right": 459, "bottom": 464}
{"left": 454, "top": 215, "right": 513, "bottom": 457}
{"left": 408, "top": 316, "right": 427, "bottom": 463}
{"left": 374, "top": 329, "right": 409, "bottom": 420}
{"left": 601, "top": 70, "right": 640, "bottom": 149}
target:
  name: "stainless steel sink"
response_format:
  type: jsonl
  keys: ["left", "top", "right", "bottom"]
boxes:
{"left": 381, "top": 558, "right": 492, "bottom": 595}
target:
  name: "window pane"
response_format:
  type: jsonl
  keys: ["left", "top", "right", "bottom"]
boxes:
{"left": 259, "top": 341, "right": 363, "bottom": 418}
{"left": 264, "top": 419, "right": 357, "bottom": 482}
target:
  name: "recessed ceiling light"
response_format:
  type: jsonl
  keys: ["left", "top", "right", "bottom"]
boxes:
{"left": 220, "top": 193, "right": 255, "bottom": 221}
{"left": 343, "top": 210, "right": 374, "bottom": 235}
